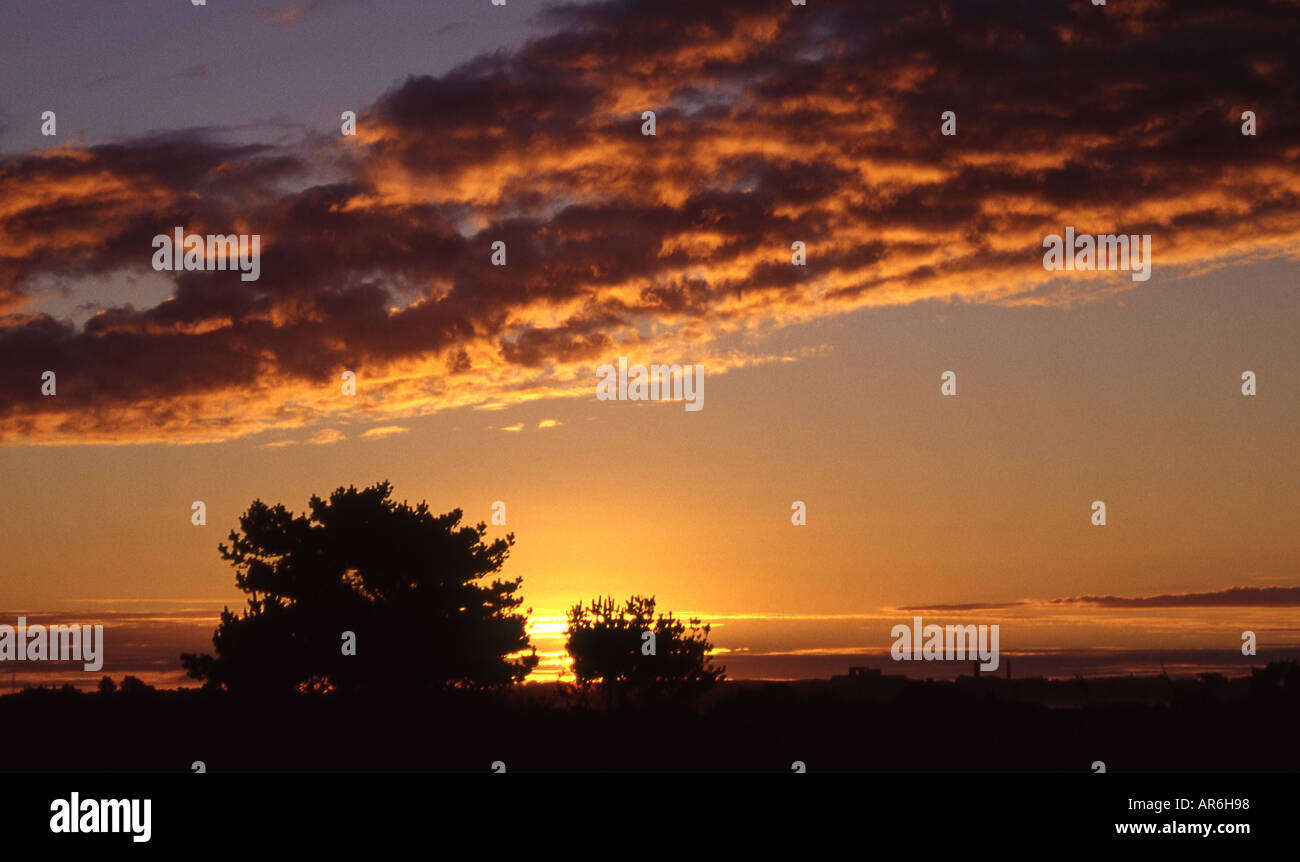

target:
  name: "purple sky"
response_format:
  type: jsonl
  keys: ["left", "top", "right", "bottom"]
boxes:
{"left": 0, "top": 0, "right": 575, "bottom": 152}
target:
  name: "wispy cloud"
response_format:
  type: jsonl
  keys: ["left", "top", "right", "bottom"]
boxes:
{"left": 254, "top": 0, "right": 331, "bottom": 28}
{"left": 168, "top": 63, "right": 214, "bottom": 82}
{"left": 898, "top": 586, "right": 1300, "bottom": 611}
{"left": 306, "top": 428, "right": 345, "bottom": 445}
{"left": 897, "top": 601, "right": 1032, "bottom": 612}
{"left": 360, "top": 425, "right": 410, "bottom": 440}
{"left": 1052, "top": 586, "right": 1300, "bottom": 609}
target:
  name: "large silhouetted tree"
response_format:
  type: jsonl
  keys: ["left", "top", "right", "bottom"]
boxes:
{"left": 565, "top": 595, "right": 724, "bottom": 708}
{"left": 182, "top": 482, "right": 536, "bottom": 695}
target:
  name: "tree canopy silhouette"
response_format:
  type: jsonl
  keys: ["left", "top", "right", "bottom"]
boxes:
{"left": 565, "top": 595, "right": 724, "bottom": 707}
{"left": 182, "top": 482, "right": 536, "bottom": 695}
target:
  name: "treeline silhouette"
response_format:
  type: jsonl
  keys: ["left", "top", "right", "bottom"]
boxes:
{"left": 3, "top": 661, "right": 1298, "bottom": 771}
{"left": 2, "top": 482, "right": 1296, "bottom": 771}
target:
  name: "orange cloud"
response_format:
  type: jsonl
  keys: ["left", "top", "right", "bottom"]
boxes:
{"left": 2, "top": 0, "right": 1298, "bottom": 444}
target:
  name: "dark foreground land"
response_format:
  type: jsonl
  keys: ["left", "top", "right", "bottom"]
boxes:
{"left": 3, "top": 665, "right": 1297, "bottom": 772}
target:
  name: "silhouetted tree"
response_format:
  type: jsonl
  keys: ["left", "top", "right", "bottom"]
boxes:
{"left": 182, "top": 482, "right": 537, "bottom": 695}
{"left": 117, "top": 675, "right": 155, "bottom": 695}
{"left": 97, "top": 676, "right": 116, "bottom": 695}
{"left": 1248, "top": 660, "right": 1300, "bottom": 709}
{"left": 565, "top": 595, "right": 724, "bottom": 708}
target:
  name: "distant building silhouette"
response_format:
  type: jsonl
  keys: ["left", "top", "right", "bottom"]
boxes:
{"left": 829, "top": 666, "right": 909, "bottom": 703}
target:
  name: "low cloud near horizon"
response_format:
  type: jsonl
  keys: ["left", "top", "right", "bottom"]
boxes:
{"left": 1051, "top": 585, "right": 1300, "bottom": 608}
{"left": 901, "top": 585, "right": 1300, "bottom": 611}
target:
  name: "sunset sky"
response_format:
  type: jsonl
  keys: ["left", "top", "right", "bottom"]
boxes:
{"left": 1, "top": 0, "right": 1297, "bottom": 687}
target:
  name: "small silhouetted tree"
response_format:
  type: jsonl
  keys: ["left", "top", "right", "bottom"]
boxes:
{"left": 182, "top": 482, "right": 537, "bottom": 695}
{"left": 565, "top": 595, "right": 724, "bottom": 708}
{"left": 118, "top": 676, "right": 154, "bottom": 695}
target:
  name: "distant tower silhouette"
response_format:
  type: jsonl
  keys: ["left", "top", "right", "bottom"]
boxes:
{"left": 1006, "top": 659, "right": 1012, "bottom": 681}
{"left": 973, "top": 660, "right": 980, "bottom": 679}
